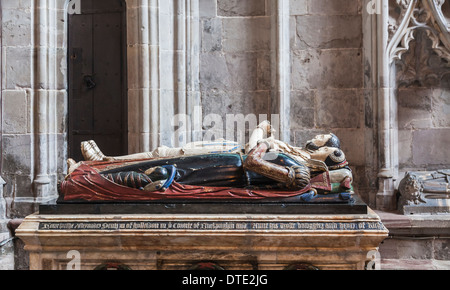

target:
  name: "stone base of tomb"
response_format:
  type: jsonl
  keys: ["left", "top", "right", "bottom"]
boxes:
{"left": 16, "top": 203, "right": 388, "bottom": 270}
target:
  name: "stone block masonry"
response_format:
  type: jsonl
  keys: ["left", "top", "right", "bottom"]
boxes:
{"left": 0, "top": 0, "right": 449, "bottom": 270}
{"left": 289, "top": 0, "right": 372, "bottom": 201}
{"left": 0, "top": 0, "right": 374, "bottom": 215}
{"left": 1, "top": 0, "right": 67, "bottom": 219}
{"left": 200, "top": 0, "right": 272, "bottom": 126}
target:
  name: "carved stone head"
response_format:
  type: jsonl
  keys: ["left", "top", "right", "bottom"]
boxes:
{"left": 305, "top": 133, "right": 341, "bottom": 152}
{"left": 398, "top": 172, "right": 425, "bottom": 206}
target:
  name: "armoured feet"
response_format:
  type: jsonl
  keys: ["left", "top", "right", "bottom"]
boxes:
{"left": 81, "top": 140, "right": 107, "bottom": 161}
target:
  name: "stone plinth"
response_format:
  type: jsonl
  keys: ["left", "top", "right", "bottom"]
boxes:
{"left": 16, "top": 209, "right": 388, "bottom": 270}
{"left": 377, "top": 211, "right": 450, "bottom": 269}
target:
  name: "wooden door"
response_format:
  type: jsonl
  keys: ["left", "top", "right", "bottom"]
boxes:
{"left": 68, "top": 0, "right": 127, "bottom": 162}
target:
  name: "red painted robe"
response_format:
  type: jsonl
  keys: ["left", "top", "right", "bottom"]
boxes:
{"left": 60, "top": 161, "right": 332, "bottom": 202}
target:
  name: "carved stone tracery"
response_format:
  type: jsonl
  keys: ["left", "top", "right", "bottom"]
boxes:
{"left": 388, "top": 0, "right": 450, "bottom": 64}
{"left": 396, "top": 28, "right": 450, "bottom": 86}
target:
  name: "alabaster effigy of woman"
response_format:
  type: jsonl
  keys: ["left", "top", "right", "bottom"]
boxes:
{"left": 60, "top": 122, "right": 353, "bottom": 202}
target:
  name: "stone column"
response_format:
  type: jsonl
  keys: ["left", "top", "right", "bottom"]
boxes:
{"left": 362, "top": 0, "right": 402, "bottom": 210}
{"left": 375, "top": 0, "right": 398, "bottom": 211}
{"left": 30, "top": 0, "right": 60, "bottom": 204}
{"left": 127, "top": 0, "right": 201, "bottom": 152}
{"left": 269, "top": 0, "right": 291, "bottom": 143}
{"left": 127, "top": 0, "right": 158, "bottom": 152}
{"left": 171, "top": 0, "right": 201, "bottom": 146}
{"left": 184, "top": 0, "right": 202, "bottom": 144}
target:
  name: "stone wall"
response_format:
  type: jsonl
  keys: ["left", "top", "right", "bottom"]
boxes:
{"left": 0, "top": 0, "right": 448, "bottom": 270}
{"left": 0, "top": 0, "right": 445, "bottom": 215}
{"left": 1, "top": 0, "right": 67, "bottom": 219}
{"left": 396, "top": 30, "right": 450, "bottom": 174}
{"left": 288, "top": 0, "right": 376, "bottom": 203}
{"left": 0, "top": 0, "right": 13, "bottom": 270}
{"left": 1, "top": 0, "right": 35, "bottom": 218}
{"left": 199, "top": 0, "right": 271, "bottom": 141}
{"left": 198, "top": 1, "right": 376, "bottom": 204}
{"left": 0, "top": 0, "right": 385, "bottom": 217}
{"left": 0, "top": 0, "right": 377, "bottom": 217}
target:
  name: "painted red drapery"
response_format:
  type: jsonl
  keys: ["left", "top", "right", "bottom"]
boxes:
{"left": 60, "top": 163, "right": 332, "bottom": 202}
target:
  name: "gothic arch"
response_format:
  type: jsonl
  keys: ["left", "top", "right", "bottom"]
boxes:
{"left": 388, "top": 0, "right": 450, "bottom": 64}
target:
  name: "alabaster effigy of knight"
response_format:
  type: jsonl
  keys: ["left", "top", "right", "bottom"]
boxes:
{"left": 59, "top": 122, "right": 354, "bottom": 203}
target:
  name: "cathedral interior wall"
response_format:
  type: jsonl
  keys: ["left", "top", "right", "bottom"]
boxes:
{"left": 0, "top": 0, "right": 448, "bottom": 269}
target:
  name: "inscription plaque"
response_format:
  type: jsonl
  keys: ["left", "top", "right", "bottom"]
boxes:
{"left": 39, "top": 220, "right": 386, "bottom": 232}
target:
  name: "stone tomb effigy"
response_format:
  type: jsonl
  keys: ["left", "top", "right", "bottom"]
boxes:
{"left": 17, "top": 126, "right": 388, "bottom": 270}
